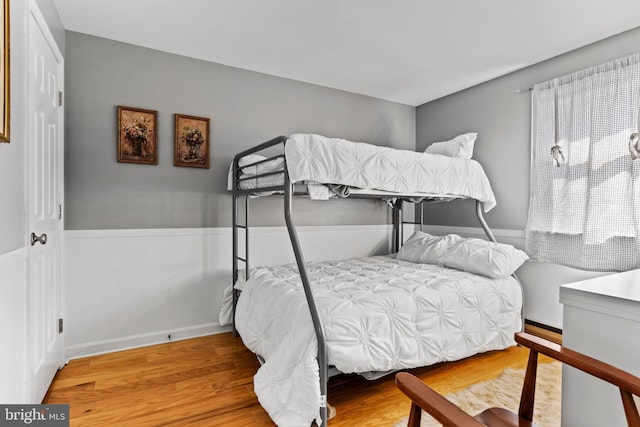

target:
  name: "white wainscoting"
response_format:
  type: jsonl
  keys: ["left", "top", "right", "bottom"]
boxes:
{"left": 0, "top": 247, "right": 28, "bottom": 403}
{"left": 64, "top": 225, "right": 399, "bottom": 358}
{"left": 422, "top": 225, "right": 610, "bottom": 330}
{"left": 64, "top": 223, "right": 611, "bottom": 358}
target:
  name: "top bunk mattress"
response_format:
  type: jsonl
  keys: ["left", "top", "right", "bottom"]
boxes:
{"left": 231, "top": 134, "right": 497, "bottom": 210}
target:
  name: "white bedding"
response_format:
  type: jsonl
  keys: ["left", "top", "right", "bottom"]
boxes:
{"left": 228, "top": 134, "right": 497, "bottom": 210}
{"left": 231, "top": 255, "right": 522, "bottom": 426}
{"left": 285, "top": 134, "right": 496, "bottom": 210}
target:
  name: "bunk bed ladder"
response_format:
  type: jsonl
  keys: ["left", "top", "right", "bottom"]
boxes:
{"left": 231, "top": 167, "right": 250, "bottom": 337}
{"left": 231, "top": 136, "right": 289, "bottom": 337}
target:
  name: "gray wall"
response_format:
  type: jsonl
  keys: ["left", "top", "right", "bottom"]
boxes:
{"left": 417, "top": 26, "right": 640, "bottom": 231}
{"left": 0, "top": 0, "right": 28, "bottom": 254}
{"left": 65, "top": 32, "right": 415, "bottom": 230}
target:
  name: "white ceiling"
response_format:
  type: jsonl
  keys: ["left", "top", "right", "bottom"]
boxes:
{"left": 52, "top": 0, "right": 640, "bottom": 106}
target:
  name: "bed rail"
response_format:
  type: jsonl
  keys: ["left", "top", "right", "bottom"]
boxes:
{"left": 233, "top": 135, "right": 289, "bottom": 161}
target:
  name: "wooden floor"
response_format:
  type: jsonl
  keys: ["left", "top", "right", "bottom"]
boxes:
{"left": 44, "top": 328, "right": 558, "bottom": 426}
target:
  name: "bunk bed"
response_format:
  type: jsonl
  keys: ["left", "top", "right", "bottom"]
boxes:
{"left": 224, "top": 134, "right": 525, "bottom": 427}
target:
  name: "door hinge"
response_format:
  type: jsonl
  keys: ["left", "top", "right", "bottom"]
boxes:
{"left": 58, "top": 318, "right": 63, "bottom": 334}
{"left": 58, "top": 91, "right": 63, "bottom": 107}
{"left": 58, "top": 204, "right": 63, "bottom": 221}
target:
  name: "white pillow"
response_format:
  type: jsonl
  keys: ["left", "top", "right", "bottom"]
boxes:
{"left": 440, "top": 238, "right": 529, "bottom": 279}
{"left": 396, "top": 231, "right": 463, "bottom": 264}
{"left": 424, "top": 132, "right": 477, "bottom": 159}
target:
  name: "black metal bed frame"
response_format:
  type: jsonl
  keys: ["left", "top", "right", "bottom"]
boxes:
{"left": 231, "top": 135, "right": 520, "bottom": 427}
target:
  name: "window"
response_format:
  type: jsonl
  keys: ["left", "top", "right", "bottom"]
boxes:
{"left": 525, "top": 54, "right": 640, "bottom": 271}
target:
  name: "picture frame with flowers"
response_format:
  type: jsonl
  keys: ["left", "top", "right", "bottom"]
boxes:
{"left": 174, "top": 113, "right": 210, "bottom": 169}
{"left": 117, "top": 106, "right": 158, "bottom": 165}
{"left": 0, "top": 0, "right": 9, "bottom": 143}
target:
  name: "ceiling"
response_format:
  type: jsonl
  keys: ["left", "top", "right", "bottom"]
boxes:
{"left": 52, "top": 0, "right": 640, "bottom": 106}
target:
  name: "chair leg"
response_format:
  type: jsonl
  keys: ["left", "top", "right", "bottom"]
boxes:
{"left": 518, "top": 349, "right": 538, "bottom": 422}
{"left": 620, "top": 389, "right": 640, "bottom": 427}
{"left": 408, "top": 402, "right": 422, "bottom": 427}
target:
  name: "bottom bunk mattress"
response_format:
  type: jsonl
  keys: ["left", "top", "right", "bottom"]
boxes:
{"left": 234, "top": 255, "right": 522, "bottom": 426}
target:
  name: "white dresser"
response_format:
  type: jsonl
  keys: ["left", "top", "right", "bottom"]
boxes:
{"left": 560, "top": 270, "right": 640, "bottom": 427}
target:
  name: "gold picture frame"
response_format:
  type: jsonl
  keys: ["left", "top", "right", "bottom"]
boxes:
{"left": 0, "top": 0, "right": 9, "bottom": 143}
{"left": 174, "top": 114, "right": 210, "bottom": 168}
{"left": 117, "top": 106, "right": 158, "bottom": 165}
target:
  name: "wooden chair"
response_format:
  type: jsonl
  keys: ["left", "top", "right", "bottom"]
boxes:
{"left": 395, "top": 332, "right": 640, "bottom": 427}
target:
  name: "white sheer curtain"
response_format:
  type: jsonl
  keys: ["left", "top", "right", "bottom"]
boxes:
{"left": 525, "top": 54, "right": 640, "bottom": 271}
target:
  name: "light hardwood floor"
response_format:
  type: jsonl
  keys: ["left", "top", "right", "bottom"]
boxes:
{"left": 44, "top": 329, "right": 558, "bottom": 426}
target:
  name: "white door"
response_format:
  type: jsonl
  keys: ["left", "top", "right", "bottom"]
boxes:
{"left": 27, "top": 1, "right": 65, "bottom": 403}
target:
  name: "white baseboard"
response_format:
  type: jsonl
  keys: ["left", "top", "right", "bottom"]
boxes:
{"left": 66, "top": 322, "right": 232, "bottom": 360}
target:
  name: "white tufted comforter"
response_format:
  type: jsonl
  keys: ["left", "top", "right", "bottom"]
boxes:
{"left": 285, "top": 133, "right": 497, "bottom": 210}
{"left": 229, "top": 134, "right": 497, "bottom": 208}
{"left": 234, "top": 255, "right": 522, "bottom": 426}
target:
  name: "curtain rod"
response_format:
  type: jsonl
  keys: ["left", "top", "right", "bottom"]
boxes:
{"left": 516, "top": 53, "right": 640, "bottom": 95}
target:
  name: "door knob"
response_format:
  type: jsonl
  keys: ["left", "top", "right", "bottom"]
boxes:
{"left": 30, "top": 232, "right": 47, "bottom": 246}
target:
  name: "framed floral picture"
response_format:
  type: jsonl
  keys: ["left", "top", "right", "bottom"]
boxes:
{"left": 117, "top": 106, "right": 158, "bottom": 165}
{"left": 0, "top": 0, "right": 9, "bottom": 143}
{"left": 174, "top": 114, "right": 210, "bottom": 168}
